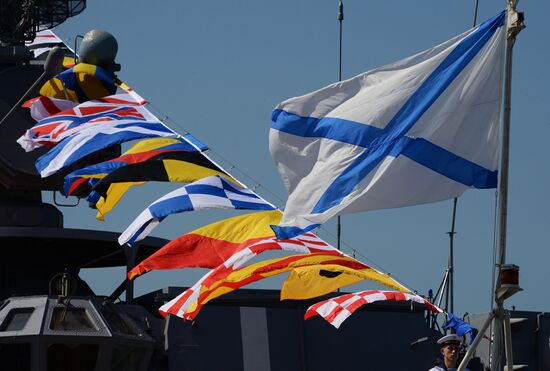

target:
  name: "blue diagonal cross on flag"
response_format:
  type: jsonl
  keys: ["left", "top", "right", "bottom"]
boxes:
{"left": 270, "top": 12, "right": 506, "bottom": 239}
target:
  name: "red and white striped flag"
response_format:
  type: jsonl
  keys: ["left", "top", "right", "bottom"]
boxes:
{"left": 305, "top": 290, "right": 442, "bottom": 329}
{"left": 18, "top": 98, "right": 156, "bottom": 152}
{"left": 22, "top": 92, "right": 147, "bottom": 122}
{"left": 22, "top": 96, "right": 77, "bottom": 122}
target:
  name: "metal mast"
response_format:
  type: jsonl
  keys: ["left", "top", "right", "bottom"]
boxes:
{"left": 490, "top": 2, "right": 524, "bottom": 370}
{"left": 458, "top": 2, "right": 524, "bottom": 370}
{"left": 441, "top": 0, "right": 480, "bottom": 318}
{"left": 336, "top": 0, "right": 344, "bottom": 251}
{"left": 447, "top": 197, "right": 457, "bottom": 314}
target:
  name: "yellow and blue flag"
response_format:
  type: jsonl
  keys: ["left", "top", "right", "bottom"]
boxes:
{"left": 40, "top": 63, "right": 117, "bottom": 103}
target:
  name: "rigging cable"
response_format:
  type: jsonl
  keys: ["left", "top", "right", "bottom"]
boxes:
{"left": 53, "top": 25, "right": 419, "bottom": 295}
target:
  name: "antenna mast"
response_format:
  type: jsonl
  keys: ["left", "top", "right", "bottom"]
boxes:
{"left": 440, "top": 0, "right": 481, "bottom": 319}
{"left": 336, "top": 0, "right": 344, "bottom": 251}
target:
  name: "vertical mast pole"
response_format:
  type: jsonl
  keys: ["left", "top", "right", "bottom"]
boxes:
{"left": 447, "top": 197, "right": 457, "bottom": 314}
{"left": 458, "top": 3, "right": 523, "bottom": 371}
{"left": 472, "top": 0, "right": 479, "bottom": 27}
{"left": 445, "top": 0, "right": 479, "bottom": 318}
{"left": 336, "top": 0, "right": 344, "bottom": 251}
{"left": 490, "top": 2, "right": 524, "bottom": 371}
{"left": 496, "top": 2, "right": 520, "bottom": 286}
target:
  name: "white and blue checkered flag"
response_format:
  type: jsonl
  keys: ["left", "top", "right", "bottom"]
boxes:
{"left": 270, "top": 12, "right": 506, "bottom": 239}
{"left": 119, "top": 175, "right": 276, "bottom": 246}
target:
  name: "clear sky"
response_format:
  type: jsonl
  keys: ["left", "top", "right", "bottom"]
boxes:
{"left": 49, "top": 0, "right": 550, "bottom": 317}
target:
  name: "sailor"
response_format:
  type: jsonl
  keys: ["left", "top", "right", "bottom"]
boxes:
{"left": 428, "top": 334, "right": 470, "bottom": 371}
{"left": 39, "top": 29, "right": 121, "bottom": 103}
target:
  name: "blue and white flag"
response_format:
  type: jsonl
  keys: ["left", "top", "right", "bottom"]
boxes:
{"left": 118, "top": 175, "right": 276, "bottom": 246}
{"left": 35, "top": 113, "right": 176, "bottom": 177}
{"left": 18, "top": 98, "right": 149, "bottom": 152}
{"left": 270, "top": 12, "right": 506, "bottom": 239}
{"left": 444, "top": 313, "right": 477, "bottom": 338}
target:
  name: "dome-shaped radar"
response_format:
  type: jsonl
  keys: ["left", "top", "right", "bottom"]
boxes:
{"left": 79, "top": 30, "right": 120, "bottom": 71}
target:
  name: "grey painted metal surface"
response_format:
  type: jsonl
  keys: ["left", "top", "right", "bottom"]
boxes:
{"left": 468, "top": 311, "right": 550, "bottom": 370}
{"left": 153, "top": 287, "right": 443, "bottom": 371}
{"left": 0, "top": 296, "right": 48, "bottom": 336}
{"left": 0, "top": 296, "right": 156, "bottom": 371}
{"left": 240, "top": 307, "right": 271, "bottom": 371}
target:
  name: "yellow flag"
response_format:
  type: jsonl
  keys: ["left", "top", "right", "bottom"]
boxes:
{"left": 280, "top": 264, "right": 410, "bottom": 300}
{"left": 95, "top": 182, "right": 142, "bottom": 221}
{"left": 187, "top": 254, "right": 367, "bottom": 319}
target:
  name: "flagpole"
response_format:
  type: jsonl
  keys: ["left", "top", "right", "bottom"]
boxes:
{"left": 457, "top": 2, "right": 524, "bottom": 371}
{"left": 496, "top": 0, "right": 523, "bottom": 304}
{"left": 336, "top": 0, "right": 344, "bottom": 251}
{"left": 490, "top": 2, "right": 524, "bottom": 371}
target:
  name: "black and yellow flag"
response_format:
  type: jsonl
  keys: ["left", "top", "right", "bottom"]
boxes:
{"left": 92, "top": 148, "right": 235, "bottom": 220}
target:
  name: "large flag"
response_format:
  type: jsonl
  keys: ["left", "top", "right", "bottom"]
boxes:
{"left": 63, "top": 136, "right": 206, "bottom": 197}
{"left": 127, "top": 210, "right": 282, "bottom": 279}
{"left": 90, "top": 149, "right": 235, "bottom": 219}
{"left": 119, "top": 175, "right": 276, "bottom": 246}
{"left": 35, "top": 115, "right": 175, "bottom": 177}
{"left": 18, "top": 100, "right": 153, "bottom": 152}
{"left": 160, "top": 253, "right": 409, "bottom": 320}
{"left": 304, "top": 290, "right": 442, "bottom": 329}
{"left": 269, "top": 12, "right": 506, "bottom": 239}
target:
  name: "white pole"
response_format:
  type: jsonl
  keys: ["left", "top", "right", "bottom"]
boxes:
{"left": 490, "top": 2, "right": 524, "bottom": 370}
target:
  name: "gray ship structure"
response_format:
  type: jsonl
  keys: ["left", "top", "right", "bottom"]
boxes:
{"left": 0, "top": 1, "right": 548, "bottom": 370}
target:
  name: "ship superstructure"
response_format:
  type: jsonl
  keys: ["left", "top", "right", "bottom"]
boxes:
{"left": 0, "top": 1, "right": 548, "bottom": 370}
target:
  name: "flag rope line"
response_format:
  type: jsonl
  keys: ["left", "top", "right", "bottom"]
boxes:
{"left": 51, "top": 25, "right": 421, "bottom": 296}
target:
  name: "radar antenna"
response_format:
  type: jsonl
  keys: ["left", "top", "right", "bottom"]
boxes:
{"left": 0, "top": 0, "right": 86, "bottom": 45}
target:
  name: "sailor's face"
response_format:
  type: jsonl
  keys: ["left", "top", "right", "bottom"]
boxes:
{"left": 441, "top": 344, "right": 460, "bottom": 364}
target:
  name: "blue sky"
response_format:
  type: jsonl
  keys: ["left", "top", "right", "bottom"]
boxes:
{"left": 49, "top": 0, "right": 550, "bottom": 317}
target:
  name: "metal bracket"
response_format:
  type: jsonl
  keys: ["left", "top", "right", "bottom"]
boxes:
{"left": 507, "top": 7, "right": 525, "bottom": 40}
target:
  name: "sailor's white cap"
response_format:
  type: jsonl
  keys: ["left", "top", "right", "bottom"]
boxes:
{"left": 437, "top": 334, "right": 462, "bottom": 346}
